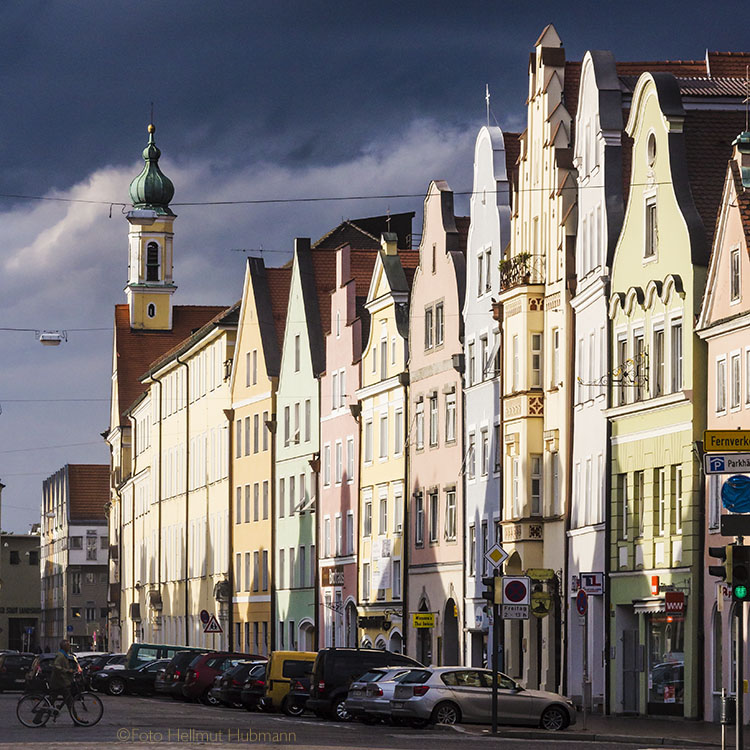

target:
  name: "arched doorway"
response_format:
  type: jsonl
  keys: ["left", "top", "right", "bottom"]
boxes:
{"left": 298, "top": 620, "right": 315, "bottom": 651}
{"left": 417, "top": 598, "right": 432, "bottom": 666}
{"left": 388, "top": 630, "right": 403, "bottom": 654}
{"left": 443, "top": 598, "right": 459, "bottom": 665}
{"left": 344, "top": 601, "right": 358, "bottom": 647}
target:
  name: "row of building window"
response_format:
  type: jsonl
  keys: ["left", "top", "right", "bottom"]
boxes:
{"left": 278, "top": 472, "right": 315, "bottom": 517}
{"left": 323, "top": 512, "right": 355, "bottom": 558}
{"left": 235, "top": 482, "right": 270, "bottom": 524}
{"left": 277, "top": 544, "right": 315, "bottom": 590}
{"left": 361, "top": 492, "right": 404, "bottom": 538}
{"left": 234, "top": 620, "right": 269, "bottom": 656}
{"left": 414, "top": 488, "right": 457, "bottom": 545}
{"left": 617, "top": 465, "right": 684, "bottom": 540}
{"left": 235, "top": 411, "right": 270, "bottom": 457}
{"left": 323, "top": 437, "right": 355, "bottom": 486}
{"left": 235, "top": 549, "right": 269, "bottom": 592}
{"left": 70, "top": 606, "right": 107, "bottom": 622}
{"left": 467, "top": 333, "right": 500, "bottom": 387}
{"left": 414, "top": 393, "right": 455, "bottom": 450}
{"left": 424, "top": 302, "right": 445, "bottom": 350}
{"left": 466, "top": 424, "right": 502, "bottom": 480}
{"left": 467, "top": 520, "right": 503, "bottom": 578}
{"left": 363, "top": 409, "right": 404, "bottom": 462}
{"left": 282, "top": 400, "right": 312, "bottom": 447}
{"left": 716, "top": 348, "right": 750, "bottom": 413}
{"left": 361, "top": 558, "right": 402, "bottom": 600}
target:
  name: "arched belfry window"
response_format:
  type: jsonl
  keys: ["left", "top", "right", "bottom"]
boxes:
{"left": 146, "top": 242, "right": 160, "bottom": 282}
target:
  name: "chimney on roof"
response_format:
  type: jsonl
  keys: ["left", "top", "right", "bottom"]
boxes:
{"left": 381, "top": 232, "right": 398, "bottom": 256}
{"left": 733, "top": 132, "right": 750, "bottom": 189}
{"left": 336, "top": 244, "right": 351, "bottom": 288}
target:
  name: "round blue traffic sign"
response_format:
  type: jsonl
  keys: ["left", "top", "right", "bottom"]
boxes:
{"left": 576, "top": 588, "right": 588, "bottom": 616}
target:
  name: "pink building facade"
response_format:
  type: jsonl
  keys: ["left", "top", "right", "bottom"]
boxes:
{"left": 697, "top": 132, "right": 750, "bottom": 722}
{"left": 407, "top": 181, "right": 467, "bottom": 666}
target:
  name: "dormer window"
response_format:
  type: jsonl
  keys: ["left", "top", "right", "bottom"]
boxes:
{"left": 146, "top": 242, "right": 160, "bottom": 282}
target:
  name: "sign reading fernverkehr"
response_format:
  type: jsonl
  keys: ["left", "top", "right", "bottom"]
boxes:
{"left": 704, "top": 430, "right": 750, "bottom": 452}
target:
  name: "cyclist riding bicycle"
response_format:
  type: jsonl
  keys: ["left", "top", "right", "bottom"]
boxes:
{"left": 48, "top": 641, "right": 76, "bottom": 708}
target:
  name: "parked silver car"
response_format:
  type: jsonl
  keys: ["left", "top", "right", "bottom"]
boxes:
{"left": 390, "top": 667, "right": 576, "bottom": 730}
{"left": 345, "top": 667, "right": 418, "bottom": 723}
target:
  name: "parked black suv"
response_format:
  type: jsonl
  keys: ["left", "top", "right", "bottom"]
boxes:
{"left": 158, "top": 649, "right": 212, "bottom": 699}
{"left": 0, "top": 653, "right": 35, "bottom": 692}
{"left": 307, "top": 648, "right": 422, "bottom": 721}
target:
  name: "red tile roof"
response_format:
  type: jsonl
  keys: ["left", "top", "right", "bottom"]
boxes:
{"left": 707, "top": 52, "right": 750, "bottom": 77}
{"left": 266, "top": 267, "right": 292, "bottom": 352}
{"left": 113, "top": 304, "right": 227, "bottom": 424}
{"left": 68, "top": 465, "right": 109, "bottom": 522}
{"left": 684, "top": 109, "right": 746, "bottom": 246}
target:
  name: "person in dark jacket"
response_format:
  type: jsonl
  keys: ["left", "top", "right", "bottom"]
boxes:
{"left": 49, "top": 640, "right": 76, "bottom": 706}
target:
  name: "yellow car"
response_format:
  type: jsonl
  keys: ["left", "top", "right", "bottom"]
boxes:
{"left": 261, "top": 651, "right": 316, "bottom": 715}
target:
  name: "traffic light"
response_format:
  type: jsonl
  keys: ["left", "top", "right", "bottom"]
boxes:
{"left": 481, "top": 576, "right": 496, "bottom": 604}
{"left": 733, "top": 545, "right": 750, "bottom": 602}
{"left": 709, "top": 544, "right": 733, "bottom": 584}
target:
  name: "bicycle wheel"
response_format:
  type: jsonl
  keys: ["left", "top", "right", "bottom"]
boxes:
{"left": 17, "top": 694, "right": 52, "bottom": 728}
{"left": 69, "top": 691, "right": 103, "bottom": 727}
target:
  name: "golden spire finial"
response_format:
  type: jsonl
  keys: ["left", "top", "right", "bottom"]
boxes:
{"left": 148, "top": 123, "right": 155, "bottom": 134}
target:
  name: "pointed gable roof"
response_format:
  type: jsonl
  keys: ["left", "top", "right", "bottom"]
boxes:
{"left": 113, "top": 303, "right": 227, "bottom": 424}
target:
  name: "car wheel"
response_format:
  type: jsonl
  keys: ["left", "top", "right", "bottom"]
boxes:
{"left": 333, "top": 697, "right": 353, "bottom": 722}
{"left": 108, "top": 678, "right": 126, "bottom": 696}
{"left": 540, "top": 706, "right": 568, "bottom": 731}
{"left": 202, "top": 689, "right": 221, "bottom": 706}
{"left": 432, "top": 701, "right": 460, "bottom": 725}
{"left": 282, "top": 698, "right": 304, "bottom": 717}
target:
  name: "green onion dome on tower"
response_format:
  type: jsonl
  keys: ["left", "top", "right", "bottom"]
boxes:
{"left": 129, "top": 124, "right": 175, "bottom": 215}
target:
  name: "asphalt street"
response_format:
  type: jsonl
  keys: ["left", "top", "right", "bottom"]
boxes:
{"left": 0, "top": 691, "right": 698, "bottom": 750}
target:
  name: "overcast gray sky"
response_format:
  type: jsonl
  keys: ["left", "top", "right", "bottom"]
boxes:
{"left": 1, "top": 1, "right": 747, "bottom": 532}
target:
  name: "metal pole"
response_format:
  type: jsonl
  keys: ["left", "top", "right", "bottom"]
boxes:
{"left": 491, "top": 596, "right": 499, "bottom": 735}
{"left": 721, "top": 688, "right": 726, "bottom": 750}
{"left": 737, "top": 601, "right": 744, "bottom": 750}
{"left": 582, "top": 608, "right": 588, "bottom": 731}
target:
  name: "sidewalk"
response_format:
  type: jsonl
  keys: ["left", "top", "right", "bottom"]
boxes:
{"left": 456, "top": 714, "right": 746, "bottom": 747}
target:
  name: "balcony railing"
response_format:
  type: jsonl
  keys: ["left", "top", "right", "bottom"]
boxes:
{"left": 499, "top": 253, "right": 545, "bottom": 291}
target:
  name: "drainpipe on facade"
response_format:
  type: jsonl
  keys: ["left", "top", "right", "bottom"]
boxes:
{"left": 696, "top": 445, "right": 706, "bottom": 720}
{"left": 177, "top": 356, "right": 190, "bottom": 645}
{"left": 146, "top": 374, "right": 164, "bottom": 630}
{"left": 223, "top": 408, "right": 234, "bottom": 652}
{"left": 129, "top": 412, "right": 138, "bottom": 643}
{"left": 313, "top": 377, "right": 321, "bottom": 649}
{"left": 399, "top": 371, "right": 410, "bottom": 655}
{"left": 267, "top": 407, "right": 278, "bottom": 652}
{"left": 350, "top": 400, "right": 362, "bottom": 651}
{"left": 603, "top": 274, "right": 613, "bottom": 716}
{"left": 561, "top": 291, "right": 576, "bottom": 697}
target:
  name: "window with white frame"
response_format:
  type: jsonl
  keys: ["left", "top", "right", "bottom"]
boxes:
{"left": 392, "top": 559, "right": 402, "bottom": 599}
{"left": 362, "top": 563, "right": 370, "bottom": 600}
{"left": 655, "top": 467, "right": 666, "bottom": 537}
{"left": 429, "top": 394, "right": 438, "bottom": 446}
{"left": 645, "top": 198, "right": 657, "bottom": 258}
{"left": 467, "top": 432, "right": 476, "bottom": 480}
{"left": 619, "top": 473, "right": 628, "bottom": 540}
{"left": 332, "top": 372, "right": 338, "bottom": 412}
{"left": 364, "top": 420, "right": 373, "bottom": 462}
{"left": 552, "top": 452, "right": 560, "bottom": 516}
{"left": 339, "top": 369, "right": 346, "bottom": 408}
{"left": 717, "top": 357, "right": 727, "bottom": 412}
{"left": 335, "top": 441, "right": 343, "bottom": 483}
{"left": 512, "top": 457, "right": 520, "bottom": 518}
{"left": 415, "top": 400, "right": 424, "bottom": 449}
{"left": 512, "top": 335, "right": 519, "bottom": 391}
{"left": 444, "top": 489, "right": 457, "bottom": 540}
{"left": 347, "top": 511, "right": 354, "bottom": 554}
{"left": 323, "top": 445, "right": 331, "bottom": 486}
{"left": 429, "top": 490, "right": 439, "bottom": 543}
{"left": 380, "top": 334, "right": 388, "bottom": 380}
{"left": 485, "top": 249, "right": 492, "bottom": 293}
{"left": 480, "top": 428, "right": 489, "bottom": 477}
{"left": 435, "top": 303, "right": 444, "bottom": 346}
{"left": 415, "top": 493, "right": 424, "bottom": 547}
{"left": 634, "top": 333, "right": 645, "bottom": 401}
{"left": 653, "top": 328, "right": 664, "bottom": 397}
{"left": 617, "top": 336, "right": 628, "bottom": 406}
{"left": 294, "top": 334, "right": 300, "bottom": 371}
{"left": 346, "top": 437, "right": 354, "bottom": 480}
{"left": 379, "top": 414, "right": 388, "bottom": 459}
{"left": 673, "top": 464, "right": 683, "bottom": 534}
{"left": 482, "top": 521, "right": 489, "bottom": 575}
{"left": 391, "top": 336, "right": 397, "bottom": 365}
{"left": 468, "top": 341, "right": 476, "bottom": 387}
{"left": 477, "top": 254, "right": 484, "bottom": 297}
{"left": 394, "top": 486, "right": 403, "bottom": 533}
{"left": 363, "top": 499, "right": 372, "bottom": 537}
{"left": 480, "top": 335, "right": 488, "bottom": 380}
{"left": 424, "top": 307, "right": 433, "bottom": 350}
{"left": 445, "top": 394, "right": 456, "bottom": 443}
{"left": 394, "top": 408, "right": 403, "bottom": 454}
{"left": 576, "top": 338, "right": 584, "bottom": 403}
{"left": 731, "top": 353, "right": 741, "bottom": 410}
{"left": 552, "top": 328, "right": 560, "bottom": 388}
{"left": 379, "top": 495, "right": 387, "bottom": 535}
{"left": 335, "top": 515, "right": 342, "bottom": 556}
{"left": 494, "top": 424, "right": 501, "bottom": 474}
{"left": 531, "top": 455, "right": 542, "bottom": 515}
{"left": 531, "top": 333, "right": 542, "bottom": 387}
{"left": 731, "top": 248, "right": 741, "bottom": 302}
{"left": 671, "top": 321, "right": 683, "bottom": 392}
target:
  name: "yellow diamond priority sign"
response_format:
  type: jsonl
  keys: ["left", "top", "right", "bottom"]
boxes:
{"left": 485, "top": 543, "right": 509, "bottom": 569}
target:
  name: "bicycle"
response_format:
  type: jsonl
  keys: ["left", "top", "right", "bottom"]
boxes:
{"left": 17, "top": 677, "right": 104, "bottom": 728}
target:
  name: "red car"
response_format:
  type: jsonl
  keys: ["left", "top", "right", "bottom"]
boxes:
{"left": 182, "top": 652, "right": 265, "bottom": 705}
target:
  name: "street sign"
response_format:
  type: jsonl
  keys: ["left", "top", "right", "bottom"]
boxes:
{"left": 526, "top": 568, "right": 555, "bottom": 581}
{"left": 25, "top": 627, "right": 34, "bottom": 635}
{"left": 502, "top": 576, "right": 530, "bottom": 606}
{"left": 199, "top": 609, "right": 210, "bottom": 625}
{"left": 485, "top": 543, "right": 509, "bottom": 569}
{"left": 66, "top": 625, "right": 73, "bottom": 633}
{"left": 704, "top": 453, "right": 750, "bottom": 474}
{"left": 412, "top": 613, "right": 435, "bottom": 628}
{"left": 576, "top": 589, "right": 588, "bottom": 616}
{"left": 705, "top": 430, "right": 750, "bottom": 452}
{"left": 203, "top": 614, "right": 222, "bottom": 634}
{"left": 580, "top": 572, "right": 604, "bottom": 595}
{"left": 531, "top": 591, "right": 552, "bottom": 618}
{"left": 722, "top": 515, "right": 750, "bottom": 537}
{"left": 501, "top": 604, "right": 529, "bottom": 619}
{"left": 665, "top": 591, "right": 684, "bottom": 614}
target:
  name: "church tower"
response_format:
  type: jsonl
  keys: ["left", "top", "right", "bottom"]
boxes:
{"left": 125, "top": 124, "right": 177, "bottom": 330}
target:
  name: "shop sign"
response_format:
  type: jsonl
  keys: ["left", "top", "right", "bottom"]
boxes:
{"left": 322, "top": 566, "right": 345, "bottom": 587}
{"left": 531, "top": 591, "right": 551, "bottom": 618}
{"left": 412, "top": 613, "right": 435, "bottom": 628}
{"left": 580, "top": 572, "right": 604, "bottom": 595}
{"left": 665, "top": 591, "right": 684, "bottom": 614}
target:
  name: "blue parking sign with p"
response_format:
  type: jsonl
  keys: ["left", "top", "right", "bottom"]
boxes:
{"left": 709, "top": 456, "right": 725, "bottom": 472}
